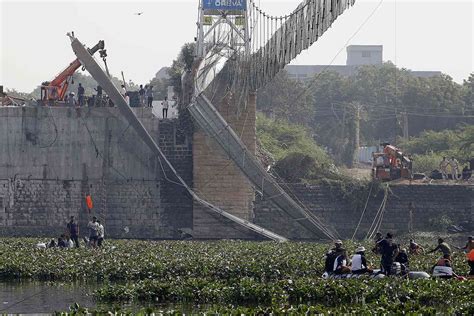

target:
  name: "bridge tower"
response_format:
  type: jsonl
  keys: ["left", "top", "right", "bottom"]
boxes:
{"left": 192, "top": 0, "right": 257, "bottom": 239}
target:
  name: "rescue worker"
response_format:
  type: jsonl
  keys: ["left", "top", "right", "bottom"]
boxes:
{"left": 432, "top": 254, "right": 454, "bottom": 278}
{"left": 77, "top": 83, "right": 85, "bottom": 106}
{"left": 409, "top": 239, "right": 424, "bottom": 255}
{"left": 351, "top": 246, "right": 373, "bottom": 274}
{"left": 378, "top": 232, "right": 398, "bottom": 275}
{"left": 449, "top": 157, "right": 459, "bottom": 180}
{"left": 372, "top": 232, "right": 383, "bottom": 254}
{"left": 428, "top": 238, "right": 452, "bottom": 260}
{"left": 439, "top": 157, "right": 449, "bottom": 180}
{"left": 458, "top": 236, "right": 474, "bottom": 252}
{"left": 467, "top": 249, "right": 474, "bottom": 276}
{"left": 324, "top": 240, "right": 349, "bottom": 274}
{"left": 394, "top": 247, "right": 409, "bottom": 271}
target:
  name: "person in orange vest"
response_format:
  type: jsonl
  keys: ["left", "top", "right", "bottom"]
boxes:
{"left": 467, "top": 249, "right": 474, "bottom": 276}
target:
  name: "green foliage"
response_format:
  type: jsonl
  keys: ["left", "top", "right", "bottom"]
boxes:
{"left": 411, "top": 152, "right": 445, "bottom": 174}
{"left": 256, "top": 113, "right": 334, "bottom": 181}
{"left": 2, "top": 238, "right": 473, "bottom": 314}
{"left": 257, "top": 70, "right": 313, "bottom": 126}
{"left": 398, "top": 125, "right": 474, "bottom": 173}
{"left": 428, "top": 214, "right": 454, "bottom": 232}
{"left": 256, "top": 113, "right": 330, "bottom": 163}
{"left": 258, "top": 66, "right": 473, "bottom": 166}
{"left": 168, "top": 43, "right": 195, "bottom": 97}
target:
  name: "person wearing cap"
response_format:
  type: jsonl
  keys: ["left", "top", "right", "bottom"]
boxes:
{"left": 324, "top": 240, "right": 348, "bottom": 274}
{"left": 378, "top": 232, "right": 398, "bottom": 275}
{"left": 351, "top": 246, "right": 373, "bottom": 274}
{"left": 67, "top": 92, "right": 76, "bottom": 106}
{"left": 333, "top": 240, "right": 350, "bottom": 274}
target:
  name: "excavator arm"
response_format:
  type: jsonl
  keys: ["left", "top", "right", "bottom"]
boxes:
{"left": 42, "top": 40, "right": 105, "bottom": 102}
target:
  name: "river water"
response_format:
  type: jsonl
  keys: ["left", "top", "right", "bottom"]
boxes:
{"left": 0, "top": 281, "right": 100, "bottom": 313}
{"left": 0, "top": 282, "right": 207, "bottom": 313}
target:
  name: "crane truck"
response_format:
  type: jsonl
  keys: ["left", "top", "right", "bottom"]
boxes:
{"left": 372, "top": 143, "right": 412, "bottom": 181}
{"left": 39, "top": 40, "right": 106, "bottom": 105}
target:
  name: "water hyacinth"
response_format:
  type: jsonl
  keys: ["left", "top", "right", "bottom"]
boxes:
{"left": 1, "top": 238, "right": 473, "bottom": 314}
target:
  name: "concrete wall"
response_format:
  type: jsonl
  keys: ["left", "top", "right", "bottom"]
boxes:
{"left": 254, "top": 183, "right": 474, "bottom": 240}
{"left": 0, "top": 107, "right": 193, "bottom": 239}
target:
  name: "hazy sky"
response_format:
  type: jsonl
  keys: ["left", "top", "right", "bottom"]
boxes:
{"left": 1, "top": 0, "right": 473, "bottom": 92}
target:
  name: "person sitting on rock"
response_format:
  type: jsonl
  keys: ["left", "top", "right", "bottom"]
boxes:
{"left": 351, "top": 246, "right": 373, "bottom": 274}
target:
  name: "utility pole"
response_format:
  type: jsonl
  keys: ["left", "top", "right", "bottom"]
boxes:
{"left": 352, "top": 102, "right": 362, "bottom": 168}
{"left": 402, "top": 111, "right": 409, "bottom": 140}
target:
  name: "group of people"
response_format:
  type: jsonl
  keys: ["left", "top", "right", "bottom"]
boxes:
{"left": 137, "top": 84, "right": 154, "bottom": 107}
{"left": 64, "top": 215, "right": 105, "bottom": 248}
{"left": 439, "top": 157, "right": 461, "bottom": 180}
{"left": 325, "top": 233, "right": 474, "bottom": 278}
{"left": 64, "top": 83, "right": 110, "bottom": 107}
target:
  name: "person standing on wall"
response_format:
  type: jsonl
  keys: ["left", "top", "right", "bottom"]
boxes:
{"left": 139, "top": 84, "right": 146, "bottom": 106}
{"left": 77, "top": 83, "right": 85, "bottom": 106}
{"left": 146, "top": 85, "right": 154, "bottom": 107}
{"left": 66, "top": 216, "right": 80, "bottom": 248}
{"left": 94, "top": 85, "right": 102, "bottom": 106}
{"left": 449, "top": 157, "right": 459, "bottom": 180}
{"left": 439, "top": 157, "right": 449, "bottom": 180}
{"left": 162, "top": 96, "right": 169, "bottom": 119}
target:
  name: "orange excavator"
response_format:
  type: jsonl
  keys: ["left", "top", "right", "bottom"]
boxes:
{"left": 372, "top": 143, "right": 412, "bottom": 181}
{"left": 39, "top": 40, "right": 106, "bottom": 105}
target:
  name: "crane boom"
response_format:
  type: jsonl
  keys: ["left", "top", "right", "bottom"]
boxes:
{"left": 41, "top": 40, "right": 105, "bottom": 103}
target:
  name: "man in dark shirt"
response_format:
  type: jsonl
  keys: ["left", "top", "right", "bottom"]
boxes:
{"left": 372, "top": 232, "right": 383, "bottom": 254}
{"left": 378, "top": 232, "right": 398, "bottom": 275}
{"left": 138, "top": 84, "right": 145, "bottom": 106}
{"left": 77, "top": 83, "right": 85, "bottom": 106}
{"left": 66, "top": 216, "right": 80, "bottom": 248}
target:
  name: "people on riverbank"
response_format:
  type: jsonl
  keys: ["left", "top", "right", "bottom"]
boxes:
{"left": 66, "top": 216, "right": 80, "bottom": 248}
{"left": 87, "top": 216, "right": 99, "bottom": 247}
{"left": 97, "top": 220, "right": 105, "bottom": 247}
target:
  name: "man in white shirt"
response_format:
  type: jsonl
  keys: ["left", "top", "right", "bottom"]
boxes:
{"left": 97, "top": 220, "right": 105, "bottom": 247}
{"left": 351, "top": 246, "right": 373, "bottom": 274}
{"left": 87, "top": 216, "right": 99, "bottom": 247}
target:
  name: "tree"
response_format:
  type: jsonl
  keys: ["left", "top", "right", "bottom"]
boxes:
{"left": 257, "top": 71, "right": 313, "bottom": 126}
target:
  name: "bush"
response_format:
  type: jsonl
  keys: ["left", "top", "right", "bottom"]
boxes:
{"left": 411, "top": 152, "right": 444, "bottom": 174}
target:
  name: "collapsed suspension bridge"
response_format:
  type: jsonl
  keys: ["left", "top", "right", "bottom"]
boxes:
{"left": 70, "top": 0, "right": 357, "bottom": 241}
